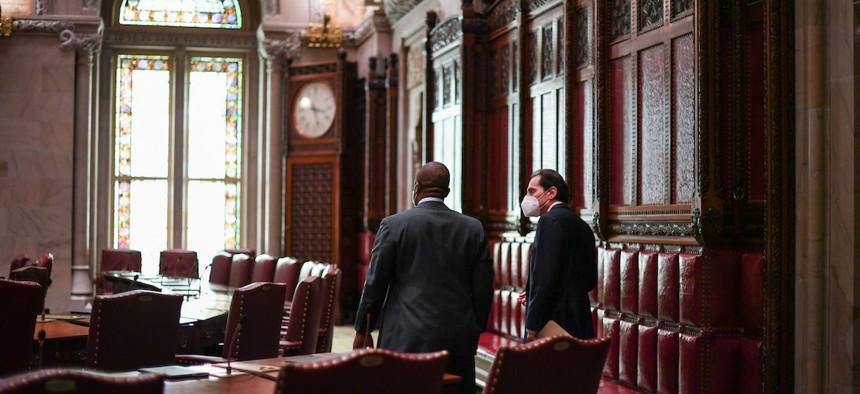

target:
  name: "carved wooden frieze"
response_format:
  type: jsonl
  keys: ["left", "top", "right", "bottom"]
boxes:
{"left": 525, "top": 0, "right": 560, "bottom": 14}
{"left": 260, "top": 33, "right": 302, "bottom": 62}
{"left": 290, "top": 63, "right": 338, "bottom": 76}
{"left": 487, "top": 0, "right": 519, "bottom": 31}
{"left": 429, "top": 17, "right": 462, "bottom": 53}
{"left": 608, "top": 222, "right": 694, "bottom": 237}
{"left": 12, "top": 19, "right": 73, "bottom": 33}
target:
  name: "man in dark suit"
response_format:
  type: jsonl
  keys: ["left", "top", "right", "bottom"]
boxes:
{"left": 353, "top": 161, "right": 494, "bottom": 394}
{"left": 520, "top": 169, "right": 596, "bottom": 340}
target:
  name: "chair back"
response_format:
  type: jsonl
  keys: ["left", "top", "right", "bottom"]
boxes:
{"left": 99, "top": 249, "right": 142, "bottom": 294}
{"left": 0, "top": 369, "right": 164, "bottom": 394}
{"left": 315, "top": 267, "right": 341, "bottom": 353}
{"left": 222, "top": 282, "right": 287, "bottom": 361}
{"left": 483, "top": 336, "right": 611, "bottom": 394}
{"left": 9, "top": 266, "right": 50, "bottom": 312}
{"left": 275, "top": 349, "right": 449, "bottom": 394}
{"left": 0, "top": 279, "right": 43, "bottom": 376}
{"left": 36, "top": 253, "right": 53, "bottom": 278}
{"left": 208, "top": 251, "right": 232, "bottom": 286}
{"left": 9, "top": 255, "right": 31, "bottom": 274}
{"left": 86, "top": 290, "right": 183, "bottom": 371}
{"left": 273, "top": 257, "right": 301, "bottom": 301}
{"left": 282, "top": 276, "right": 323, "bottom": 356}
{"left": 297, "top": 261, "right": 316, "bottom": 283}
{"left": 228, "top": 253, "right": 254, "bottom": 288}
{"left": 159, "top": 249, "right": 198, "bottom": 279}
{"left": 250, "top": 254, "right": 277, "bottom": 283}
{"left": 224, "top": 248, "right": 256, "bottom": 260}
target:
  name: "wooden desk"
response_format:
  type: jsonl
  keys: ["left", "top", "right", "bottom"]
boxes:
{"left": 31, "top": 320, "right": 90, "bottom": 367}
{"left": 165, "top": 374, "right": 274, "bottom": 394}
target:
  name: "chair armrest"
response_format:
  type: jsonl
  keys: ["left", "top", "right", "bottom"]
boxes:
{"left": 175, "top": 354, "right": 227, "bottom": 365}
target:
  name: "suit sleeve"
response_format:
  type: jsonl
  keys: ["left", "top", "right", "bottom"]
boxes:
{"left": 471, "top": 229, "right": 494, "bottom": 331}
{"left": 525, "top": 215, "right": 565, "bottom": 331}
{"left": 354, "top": 219, "right": 397, "bottom": 333}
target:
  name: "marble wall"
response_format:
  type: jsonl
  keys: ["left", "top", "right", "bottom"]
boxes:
{"left": 0, "top": 35, "right": 76, "bottom": 312}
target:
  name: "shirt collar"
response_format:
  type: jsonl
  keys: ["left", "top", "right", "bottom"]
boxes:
{"left": 417, "top": 197, "right": 444, "bottom": 205}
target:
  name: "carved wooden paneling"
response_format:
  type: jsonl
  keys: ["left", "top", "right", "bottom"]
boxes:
{"left": 575, "top": 6, "right": 590, "bottom": 68}
{"left": 528, "top": 31, "right": 538, "bottom": 84}
{"left": 287, "top": 160, "right": 334, "bottom": 263}
{"left": 746, "top": 24, "right": 765, "bottom": 202}
{"left": 500, "top": 44, "right": 511, "bottom": 95}
{"left": 639, "top": 44, "right": 669, "bottom": 205}
{"left": 673, "top": 34, "right": 695, "bottom": 203}
{"left": 610, "top": 0, "right": 631, "bottom": 41}
{"left": 639, "top": 0, "right": 664, "bottom": 32}
{"left": 610, "top": 56, "right": 634, "bottom": 205}
{"left": 557, "top": 17, "right": 564, "bottom": 74}
{"left": 673, "top": 0, "right": 694, "bottom": 19}
{"left": 512, "top": 40, "right": 519, "bottom": 92}
{"left": 542, "top": 23, "right": 554, "bottom": 79}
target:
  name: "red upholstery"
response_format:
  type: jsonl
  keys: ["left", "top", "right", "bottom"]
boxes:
{"left": 740, "top": 338, "right": 763, "bottom": 394}
{"left": 590, "top": 249, "right": 603, "bottom": 304}
{"left": 86, "top": 290, "right": 183, "bottom": 371}
{"left": 637, "top": 252, "right": 657, "bottom": 318}
{"left": 0, "top": 369, "right": 164, "bottom": 394}
{"left": 9, "top": 255, "right": 32, "bottom": 274}
{"left": 601, "top": 315, "right": 620, "bottom": 379}
{"left": 251, "top": 254, "right": 277, "bottom": 283}
{"left": 602, "top": 249, "right": 620, "bottom": 310}
{"left": 228, "top": 253, "right": 253, "bottom": 288}
{"left": 618, "top": 319, "right": 638, "bottom": 386}
{"left": 741, "top": 253, "right": 765, "bottom": 335}
{"left": 657, "top": 327, "right": 679, "bottom": 394}
{"left": 679, "top": 328, "right": 740, "bottom": 393}
{"left": 208, "top": 252, "right": 232, "bottom": 286}
{"left": 99, "top": 249, "right": 142, "bottom": 294}
{"left": 679, "top": 253, "right": 739, "bottom": 327}
{"left": 619, "top": 251, "right": 638, "bottom": 314}
{"left": 274, "top": 257, "right": 302, "bottom": 301}
{"left": 275, "top": 348, "right": 448, "bottom": 394}
{"left": 316, "top": 267, "right": 342, "bottom": 353}
{"left": 36, "top": 253, "right": 53, "bottom": 278}
{"left": 0, "top": 279, "right": 43, "bottom": 376}
{"left": 159, "top": 249, "right": 198, "bottom": 279}
{"left": 483, "top": 336, "right": 611, "bottom": 394}
{"left": 281, "top": 276, "right": 324, "bottom": 356}
{"left": 657, "top": 253, "right": 679, "bottom": 321}
{"left": 224, "top": 248, "right": 256, "bottom": 260}
{"left": 9, "top": 266, "right": 50, "bottom": 313}
{"left": 636, "top": 321, "right": 658, "bottom": 392}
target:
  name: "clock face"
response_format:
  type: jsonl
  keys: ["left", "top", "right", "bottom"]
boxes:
{"left": 293, "top": 81, "right": 336, "bottom": 139}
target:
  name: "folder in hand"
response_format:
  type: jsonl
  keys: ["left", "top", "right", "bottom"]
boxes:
{"left": 536, "top": 320, "right": 571, "bottom": 338}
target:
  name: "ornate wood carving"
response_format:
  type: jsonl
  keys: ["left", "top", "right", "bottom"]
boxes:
{"left": 288, "top": 162, "right": 334, "bottom": 262}
{"left": 610, "top": 0, "right": 630, "bottom": 41}
{"left": 556, "top": 17, "right": 564, "bottom": 74}
{"left": 639, "top": 44, "right": 668, "bottom": 205}
{"left": 541, "top": 23, "right": 554, "bottom": 79}
{"left": 429, "top": 17, "right": 462, "bottom": 53}
{"left": 290, "top": 63, "right": 338, "bottom": 76}
{"left": 487, "top": 0, "right": 519, "bottom": 31}
{"left": 442, "top": 64, "right": 452, "bottom": 106}
{"left": 575, "top": 5, "right": 590, "bottom": 68}
{"left": 527, "top": 30, "right": 537, "bottom": 84}
{"left": 673, "top": 34, "right": 696, "bottom": 203}
{"left": 35, "top": 0, "right": 47, "bottom": 15}
{"left": 673, "top": 0, "right": 694, "bottom": 19}
{"left": 639, "top": 0, "right": 663, "bottom": 31}
{"left": 525, "top": 0, "right": 560, "bottom": 14}
{"left": 512, "top": 40, "right": 519, "bottom": 92}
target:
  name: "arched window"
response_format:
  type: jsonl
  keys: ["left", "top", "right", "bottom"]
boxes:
{"left": 106, "top": 0, "right": 254, "bottom": 276}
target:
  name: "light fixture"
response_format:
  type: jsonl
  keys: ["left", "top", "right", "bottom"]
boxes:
{"left": 0, "top": 5, "right": 12, "bottom": 37}
{"left": 306, "top": 11, "right": 342, "bottom": 48}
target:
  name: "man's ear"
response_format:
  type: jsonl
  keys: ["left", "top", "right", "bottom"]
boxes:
{"left": 548, "top": 186, "right": 558, "bottom": 200}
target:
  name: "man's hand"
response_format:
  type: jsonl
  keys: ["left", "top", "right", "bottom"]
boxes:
{"left": 353, "top": 332, "right": 374, "bottom": 349}
{"left": 517, "top": 291, "right": 527, "bottom": 307}
{"left": 525, "top": 329, "right": 537, "bottom": 342}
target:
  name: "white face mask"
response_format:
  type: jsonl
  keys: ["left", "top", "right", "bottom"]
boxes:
{"left": 521, "top": 191, "right": 550, "bottom": 217}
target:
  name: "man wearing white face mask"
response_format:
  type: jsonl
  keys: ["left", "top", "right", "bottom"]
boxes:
{"left": 520, "top": 169, "right": 597, "bottom": 341}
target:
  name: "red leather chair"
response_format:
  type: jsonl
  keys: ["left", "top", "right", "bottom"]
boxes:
{"left": 35, "top": 253, "right": 53, "bottom": 278}
{"left": 275, "top": 348, "right": 448, "bottom": 394}
{"left": 98, "top": 249, "right": 142, "bottom": 294}
{"left": 208, "top": 251, "right": 232, "bottom": 286}
{"left": 280, "top": 276, "right": 323, "bottom": 356}
{"left": 483, "top": 336, "right": 611, "bottom": 394}
{"left": 176, "top": 282, "right": 287, "bottom": 364}
{"left": 8, "top": 255, "right": 32, "bottom": 274}
{"left": 0, "top": 369, "right": 164, "bottom": 394}
{"left": 228, "top": 253, "right": 254, "bottom": 288}
{"left": 251, "top": 254, "right": 277, "bottom": 283}
{"left": 315, "top": 267, "right": 341, "bottom": 353}
{"left": 159, "top": 249, "right": 198, "bottom": 279}
{"left": 224, "top": 248, "right": 255, "bottom": 260}
{"left": 9, "top": 266, "right": 50, "bottom": 315}
{"left": 0, "top": 279, "right": 43, "bottom": 376}
{"left": 86, "top": 290, "right": 183, "bottom": 371}
{"left": 273, "top": 257, "right": 301, "bottom": 302}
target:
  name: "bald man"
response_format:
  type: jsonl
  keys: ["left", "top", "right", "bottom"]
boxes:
{"left": 354, "top": 162, "right": 494, "bottom": 394}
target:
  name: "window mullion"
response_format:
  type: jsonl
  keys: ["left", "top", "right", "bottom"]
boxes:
{"left": 172, "top": 47, "right": 187, "bottom": 249}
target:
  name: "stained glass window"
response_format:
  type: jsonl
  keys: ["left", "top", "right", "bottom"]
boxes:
{"left": 118, "top": 0, "right": 242, "bottom": 29}
{"left": 113, "top": 54, "right": 243, "bottom": 275}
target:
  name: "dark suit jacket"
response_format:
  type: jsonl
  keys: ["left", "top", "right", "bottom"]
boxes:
{"left": 354, "top": 201, "right": 494, "bottom": 356}
{"left": 525, "top": 204, "right": 597, "bottom": 339}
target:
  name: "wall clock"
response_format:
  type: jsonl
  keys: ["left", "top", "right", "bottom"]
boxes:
{"left": 293, "top": 81, "right": 336, "bottom": 139}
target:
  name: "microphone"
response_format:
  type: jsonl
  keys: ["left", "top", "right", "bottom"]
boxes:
{"left": 40, "top": 278, "right": 52, "bottom": 322}
{"left": 129, "top": 274, "right": 139, "bottom": 291}
{"left": 225, "top": 314, "right": 249, "bottom": 375}
{"left": 37, "top": 329, "right": 46, "bottom": 369}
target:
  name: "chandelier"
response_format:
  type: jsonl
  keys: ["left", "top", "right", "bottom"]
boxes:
{"left": 306, "top": 12, "right": 342, "bottom": 48}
